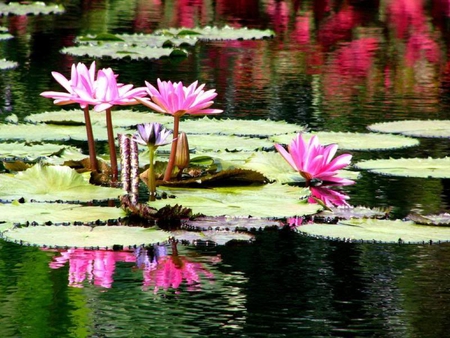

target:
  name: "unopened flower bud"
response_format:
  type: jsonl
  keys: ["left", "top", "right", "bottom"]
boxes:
{"left": 174, "top": 132, "right": 190, "bottom": 171}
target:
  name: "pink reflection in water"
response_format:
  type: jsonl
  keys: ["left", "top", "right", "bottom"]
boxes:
{"left": 48, "top": 248, "right": 136, "bottom": 288}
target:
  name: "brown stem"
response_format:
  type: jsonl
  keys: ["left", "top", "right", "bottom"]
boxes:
{"left": 105, "top": 108, "right": 118, "bottom": 182}
{"left": 83, "top": 107, "right": 98, "bottom": 172}
{"left": 163, "top": 115, "right": 180, "bottom": 181}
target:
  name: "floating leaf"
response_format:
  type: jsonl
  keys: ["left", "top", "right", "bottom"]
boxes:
{"left": 0, "top": 202, "right": 125, "bottom": 225}
{"left": 171, "top": 229, "right": 254, "bottom": 246}
{"left": 271, "top": 131, "right": 419, "bottom": 151}
{"left": 185, "top": 216, "right": 282, "bottom": 232}
{"left": 0, "top": 2, "right": 64, "bottom": 15}
{"left": 155, "top": 26, "right": 275, "bottom": 40}
{"left": 1, "top": 225, "right": 170, "bottom": 249}
{"left": 0, "top": 59, "right": 18, "bottom": 69}
{"left": 0, "top": 164, "right": 124, "bottom": 202}
{"left": 407, "top": 212, "right": 450, "bottom": 226}
{"left": 186, "top": 134, "right": 274, "bottom": 152}
{"left": 25, "top": 109, "right": 173, "bottom": 127}
{"left": 367, "top": 120, "right": 450, "bottom": 138}
{"left": 313, "top": 206, "right": 392, "bottom": 223}
{"left": 149, "top": 184, "right": 320, "bottom": 218}
{"left": 297, "top": 218, "right": 450, "bottom": 244}
{"left": 354, "top": 157, "right": 450, "bottom": 178}
{"left": 0, "top": 142, "right": 82, "bottom": 162}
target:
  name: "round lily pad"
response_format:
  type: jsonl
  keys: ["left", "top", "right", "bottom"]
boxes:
{"left": 0, "top": 164, "right": 124, "bottom": 202}
{"left": 367, "top": 120, "right": 450, "bottom": 138}
{"left": 297, "top": 218, "right": 450, "bottom": 244}
{"left": 354, "top": 157, "right": 450, "bottom": 178}
{"left": 0, "top": 142, "right": 82, "bottom": 162}
{"left": 186, "top": 134, "right": 274, "bottom": 152}
{"left": 171, "top": 229, "right": 254, "bottom": 246}
{"left": 0, "top": 202, "right": 126, "bottom": 225}
{"left": 155, "top": 26, "right": 275, "bottom": 40}
{"left": 271, "top": 131, "right": 420, "bottom": 151}
{"left": 1, "top": 225, "right": 170, "bottom": 249}
{"left": 26, "top": 109, "right": 174, "bottom": 127}
{"left": 150, "top": 184, "right": 321, "bottom": 218}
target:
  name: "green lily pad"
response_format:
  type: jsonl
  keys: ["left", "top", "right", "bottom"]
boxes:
{"left": 0, "top": 123, "right": 127, "bottom": 142}
{"left": 297, "top": 218, "right": 450, "bottom": 244}
{"left": 271, "top": 131, "right": 420, "bottom": 151}
{"left": 77, "top": 33, "right": 198, "bottom": 48}
{"left": 186, "top": 216, "right": 282, "bottom": 232}
{"left": 1, "top": 225, "right": 170, "bottom": 249}
{"left": 0, "top": 142, "right": 82, "bottom": 162}
{"left": 0, "top": 33, "right": 13, "bottom": 40}
{"left": 0, "top": 202, "right": 126, "bottom": 225}
{"left": 0, "top": 164, "right": 124, "bottom": 202}
{"left": 0, "top": 59, "right": 18, "bottom": 69}
{"left": 186, "top": 134, "right": 274, "bottom": 152}
{"left": 354, "top": 157, "right": 450, "bottom": 178}
{"left": 26, "top": 109, "right": 174, "bottom": 127}
{"left": 171, "top": 229, "right": 254, "bottom": 246}
{"left": 367, "top": 120, "right": 450, "bottom": 138}
{"left": 407, "top": 212, "right": 450, "bottom": 226}
{"left": 155, "top": 26, "right": 275, "bottom": 40}
{"left": 0, "top": 2, "right": 64, "bottom": 16}
{"left": 61, "top": 44, "right": 185, "bottom": 61}
{"left": 150, "top": 184, "right": 321, "bottom": 218}
{"left": 179, "top": 117, "right": 304, "bottom": 136}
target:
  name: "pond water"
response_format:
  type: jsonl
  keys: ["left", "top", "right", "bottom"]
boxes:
{"left": 0, "top": 0, "right": 450, "bottom": 337}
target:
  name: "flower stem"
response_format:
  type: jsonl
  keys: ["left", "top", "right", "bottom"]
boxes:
{"left": 163, "top": 115, "right": 180, "bottom": 181}
{"left": 83, "top": 107, "right": 98, "bottom": 172}
{"left": 105, "top": 108, "right": 118, "bottom": 182}
{"left": 148, "top": 146, "right": 156, "bottom": 201}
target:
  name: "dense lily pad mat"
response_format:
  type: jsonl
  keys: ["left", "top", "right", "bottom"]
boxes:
{"left": 1, "top": 225, "right": 170, "bottom": 248}
{"left": 297, "top": 219, "right": 450, "bottom": 243}
{"left": 367, "top": 120, "right": 450, "bottom": 138}
{"left": 271, "top": 131, "right": 419, "bottom": 150}
{"left": 354, "top": 157, "right": 450, "bottom": 178}
{"left": 0, "top": 202, "right": 126, "bottom": 225}
{"left": 0, "top": 164, "right": 124, "bottom": 202}
{"left": 150, "top": 184, "right": 322, "bottom": 218}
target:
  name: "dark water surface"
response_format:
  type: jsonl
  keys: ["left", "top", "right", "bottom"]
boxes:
{"left": 1, "top": 0, "right": 450, "bottom": 337}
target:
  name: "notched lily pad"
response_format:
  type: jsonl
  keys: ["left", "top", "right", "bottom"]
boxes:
{"left": 354, "top": 157, "right": 450, "bottom": 178}
{"left": 0, "top": 164, "right": 124, "bottom": 203}
{"left": 271, "top": 131, "right": 419, "bottom": 151}
{"left": 1, "top": 225, "right": 170, "bottom": 249}
{"left": 297, "top": 218, "right": 450, "bottom": 244}
{"left": 407, "top": 212, "right": 450, "bottom": 226}
{"left": 368, "top": 120, "right": 450, "bottom": 138}
{"left": 0, "top": 2, "right": 64, "bottom": 16}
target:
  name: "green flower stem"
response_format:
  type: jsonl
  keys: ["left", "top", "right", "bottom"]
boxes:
{"left": 105, "top": 108, "right": 118, "bottom": 182}
{"left": 148, "top": 146, "right": 156, "bottom": 201}
{"left": 163, "top": 115, "right": 180, "bottom": 181}
{"left": 83, "top": 106, "right": 98, "bottom": 172}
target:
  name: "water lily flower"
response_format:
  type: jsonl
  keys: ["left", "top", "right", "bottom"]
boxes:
{"left": 132, "top": 122, "right": 173, "bottom": 201}
{"left": 275, "top": 133, "right": 354, "bottom": 185}
{"left": 136, "top": 79, "right": 222, "bottom": 181}
{"left": 40, "top": 61, "right": 99, "bottom": 172}
{"left": 174, "top": 132, "right": 190, "bottom": 178}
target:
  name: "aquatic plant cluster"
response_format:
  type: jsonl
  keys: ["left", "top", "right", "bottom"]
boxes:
{"left": 40, "top": 60, "right": 352, "bottom": 205}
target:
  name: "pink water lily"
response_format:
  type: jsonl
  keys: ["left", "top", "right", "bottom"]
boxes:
{"left": 136, "top": 78, "right": 223, "bottom": 181}
{"left": 275, "top": 133, "right": 354, "bottom": 185}
{"left": 309, "top": 186, "right": 350, "bottom": 207}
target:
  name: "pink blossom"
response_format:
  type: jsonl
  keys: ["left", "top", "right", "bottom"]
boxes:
{"left": 137, "top": 78, "right": 223, "bottom": 117}
{"left": 309, "top": 186, "right": 351, "bottom": 208}
{"left": 275, "top": 133, "right": 353, "bottom": 185}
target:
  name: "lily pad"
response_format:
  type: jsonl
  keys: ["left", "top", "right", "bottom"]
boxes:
{"left": 77, "top": 33, "right": 198, "bottom": 48}
{"left": 179, "top": 117, "right": 304, "bottom": 136}
{"left": 0, "top": 164, "right": 124, "bottom": 202}
{"left": 0, "top": 142, "right": 82, "bottom": 162}
{"left": 61, "top": 44, "right": 185, "bottom": 61}
{"left": 313, "top": 206, "right": 392, "bottom": 223}
{"left": 149, "top": 184, "right": 321, "bottom": 218}
{"left": 354, "top": 157, "right": 450, "bottom": 178}
{"left": 171, "top": 229, "right": 254, "bottom": 246}
{"left": 0, "top": 59, "right": 18, "bottom": 69}
{"left": 367, "top": 120, "right": 450, "bottom": 138}
{"left": 155, "top": 26, "right": 275, "bottom": 40}
{"left": 297, "top": 218, "right": 450, "bottom": 244}
{"left": 0, "top": 202, "right": 126, "bottom": 225}
{"left": 186, "top": 134, "right": 274, "bottom": 152}
{"left": 26, "top": 109, "right": 174, "bottom": 127}
{"left": 1, "top": 225, "right": 170, "bottom": 249}
{"left": 0, "top": 123, "right": 127, "bottom": 142}
{"left": 185, "top": 216, "right": 282, "bottom": 232}
{"left": 407, "top": 212, "right": 450, "bottom": 226}
{"left": 0, "top": 2, "right": 64, "bottom": 16}
{"left": 271, "top": 131, "right": 420, "bottom": 151}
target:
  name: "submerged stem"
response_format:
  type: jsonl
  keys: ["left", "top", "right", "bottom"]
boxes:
{"left": 148, "top": 146, "right": 156, "bottom": 201}
{"left": 83, "top": 106, "right": 98, "bottom": 172}
{"left": 105, "top": 108, "right": 118, "bottom": 182}
{"left": 163, "top": 115, "right": 180, "bottom": 181}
